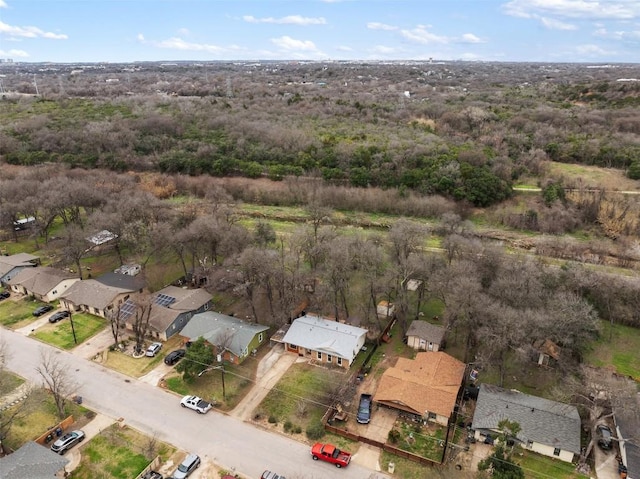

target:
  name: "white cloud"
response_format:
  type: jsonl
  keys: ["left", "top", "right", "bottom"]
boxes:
{"left": 367, "top": 22, "right": 397, "bottom": 31}
{"left": 271, "top": 35, "right": 318, "bottom": 51}
{"left": 575, "top": 43, "right": 617, "bottom": 55}
{"left": 0, "top": 48, "right": 28, "bottom": 57}
{"left": 0, "top": 1, "right": 7, "bottom": 8}
{"left": 156, "top": 37, "right": 225, "bottom": 53}
{"left": 539, "top": 16, "right": 577, "bottom": 30}
{"left": 460, "top": 33, "right": 485, "bottom": 43}
{"left": 336, "top": 45, "right": 353, "bottom": 51}
{"left": 400, "top": 25, "right": 448, "bottom": 44}
{"left": 177, "top": 28, "right": 190, "bottom": 36}
{"left": 243, "top": 15, "right": 326, "bottom": 25}
{"left": 137, "top": 33, "right": 145, "bottom": 42}
{"left": 502, "top": 0, "right": 640, "bottom": 20}
{"left": 0, "top": 21, "right": 67, "bottom": 39}
{"left": 595, "top": 27, "right": 640, "bottom": 40}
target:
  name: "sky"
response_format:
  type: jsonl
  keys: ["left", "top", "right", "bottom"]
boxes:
{"left": 1, "top": 0, "right": 640, "bottom": 63}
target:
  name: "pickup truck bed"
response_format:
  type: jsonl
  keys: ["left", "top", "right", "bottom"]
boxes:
{"left": 311, "top": 442, "right": 351, "bottom": 468}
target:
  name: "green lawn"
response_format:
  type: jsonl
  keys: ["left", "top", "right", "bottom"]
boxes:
{"left": 164, "top": 359, "right": 255, "bottom": 410}
{"left": 103, "top": 349, "right": 165, "bottom": 378}
{"left": 70, "top": 424, "right": 176, "bottom": 479}
{"left": 258, "top": 362, "right": 339, "bottom": 429}
{"left": 31, "top": 313, "right": 106, "bottom": 350}
{"left": 0, "top": 370, "right": 24, "bottom": 395}
{"left": 517, "top": 449, "right": 587, "bottom": 479}
{"left": 585, "top": 320, "right": 640, "bottom": 380}
{"left": 0, "top": 299, "right": 42, "bottom": 328}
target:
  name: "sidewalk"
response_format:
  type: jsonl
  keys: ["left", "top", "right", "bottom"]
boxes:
{"left": 0, "top": 382, "right": 31, "bottom": 411}
{"left": 229, "top": 344, "right": 296, "bottom": 421}
{"left": 70, "top": 328, "right": 114, "bottom": 360}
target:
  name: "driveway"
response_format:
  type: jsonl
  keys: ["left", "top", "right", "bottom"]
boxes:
{"left": 594, "top": 444, "right": 621, "bottom": 479}
{"left": 230, "top": 344, "right": 296, "bottom": 421}
{"left": 70, "top": 327, "right": 114, "bottom": 360}
{"left": 2, "top": 328, "right": 391, "bottom": 479}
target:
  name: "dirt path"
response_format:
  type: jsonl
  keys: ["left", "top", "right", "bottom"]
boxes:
{"left": 229, "top": 344, "right": 296, "bottom": 421}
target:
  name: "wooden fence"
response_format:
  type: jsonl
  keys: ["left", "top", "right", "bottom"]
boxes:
{"left": 34, "top": 415, "right": 75, "bottom": 445}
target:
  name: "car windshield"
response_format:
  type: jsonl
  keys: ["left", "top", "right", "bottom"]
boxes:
{"left": 178, "top": 464, "right": 189, "bottom": 472}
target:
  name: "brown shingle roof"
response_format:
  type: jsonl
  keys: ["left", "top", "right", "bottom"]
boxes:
{"left": 8, "top": 267, "right": 77, "bottom": 296}
{"left": 406, "top": 320, "right": 446, "bottom": 344}
{"left": 373, "top": 352, "right": 465, "bottom": 418}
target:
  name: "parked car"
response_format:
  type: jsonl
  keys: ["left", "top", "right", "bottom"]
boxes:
{"left": 0, "top": 291, "right": 10, "bottom": 300}
{"left": 261, "top": 471, "right": 286, "bottom": 479}
{"left": 145, "top": 342, "right": 162, "bottom": 357}
{"left": 597, "top": 424, "right": 613, "bottom": 450}
{"left": 143, "top": 472, "right": 163, "bottom": 479}
{"left": 172, "top": 453, "right": 200, "bottom": 479}
{"left": 164, "top": 349, "right": 186, "bottom": 365}
{"left": 356, "top": 393, "right": 372, "bottom": 424}
{"left": 48, "top": 310, "right": 70, "bottom": 323}
{"left": 180, "top": 395, "right": 212, "bottom": 414}
{"left": 33, "top": 305, "right": 54, "bottom": 317}
{"left": 50, "top": 430, "right": 85, "bottom": 454}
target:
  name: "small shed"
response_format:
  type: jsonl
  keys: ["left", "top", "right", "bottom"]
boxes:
{"left": 405, "top": 320, "right": 446, "bottom": 352}
{"left": 533, "top": 339, "right": 560, "bottom": 367}
{"left": 376, "top": 301, "right": 395, "bottom": 320}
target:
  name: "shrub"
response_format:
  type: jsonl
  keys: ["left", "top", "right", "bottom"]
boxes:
{"left": 283, "top": 420, "right": 293, "bottom": 432}
{"left": 268, "top": 415, "right": 278, "bottom": 424}
{"left": 305, "top": 421, "right": 326, "bottom": 440}
{"left": 388, "top": 429, "right": 401, "bottom": 444}
{"left": 293, "top": 425, "right": 302, "bottom": 434}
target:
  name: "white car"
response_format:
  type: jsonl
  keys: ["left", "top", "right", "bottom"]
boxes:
{"left": 180, "top": 395, "right": 212, "bottom": 414}
{"left": 145, "top": 342, "right": 162, "bottom": 357}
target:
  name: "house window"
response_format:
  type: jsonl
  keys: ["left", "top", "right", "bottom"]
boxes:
{"left": 203, "top": 303, "right": 209, "bottom": 311}
{"left": 553, "top": 448, "right": 561, "bottom": 456}
{"left": 52, "top": 289, "right": 57, "bottom": 295}
{"left": 327, "top": 354, "right": 332, "bottom": 363}
{"left": 428, "top": 412, "right": 436, "bottom": 420}
{"left": 337, "top": 357, "right": 342, "bottom": 366}
{"left": 317, "top": 351, "right": 322, "bottom": 360}
{"left": 258, "top": 332, "right": 264, "bottom": 342}
{"left": 527, "top": 440, "right": 533, "bottom": 449}
{"left": 290, "top": 344, "right": 298, "bottom": 351}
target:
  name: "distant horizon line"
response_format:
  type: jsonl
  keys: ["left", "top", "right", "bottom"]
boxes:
{"left": 1, "top": 59, "right": 639, "bottom": 67}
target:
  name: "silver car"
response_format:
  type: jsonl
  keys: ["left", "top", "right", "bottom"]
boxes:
{"left": 50, "top": 430, "right": 85, "bottom": 454}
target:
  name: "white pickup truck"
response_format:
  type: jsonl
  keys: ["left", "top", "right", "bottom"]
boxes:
{"left": 180, "top": 395, "right": 213, "bottom": 414}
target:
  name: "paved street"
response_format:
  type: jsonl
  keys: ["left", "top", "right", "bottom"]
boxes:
{"left": 1, "top": 328, "right": 390, "bottom": 479}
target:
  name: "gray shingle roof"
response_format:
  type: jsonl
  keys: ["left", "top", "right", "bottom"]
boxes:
{"left": 472, "top": 383, "right": 581, "bottom": 454}
{"left": 61, "top": 278, "right": 136, "bottom": 310}
{"left": 0, "top": 441, "right": 69, "bottom": 479}
{"left": 406, "top": 320, "right": 446, "bottom": 344}
{"left": 155, "top": 285, "right": 212, "bottom": 311}
{"left": 281, "top": 314, "right": 368, "bottom": 362}
{"left": 180, "top": 311, "right": 269, "bottom": 357}
{"left": 8, "top": 267, "right": 77, "bottom": 296}
{"left": 616, "top": 406, "right": 640, "bottom": 478}
{"left": 0, "top": 253, "right": 38, "bottom": 277}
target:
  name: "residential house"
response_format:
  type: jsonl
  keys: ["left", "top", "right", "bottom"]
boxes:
{"left": 405, "top": 320, "right": 446, "bottom": 352}
{"left": 8, "top": 267, "right": 80, "bottom": 302}
{"left": 281, "top": 314, "right": 368, "bottom": 369}
{"left": 59, "top": 272, "right": 144, "bottom": 318}
{"left": 180, "top": 311, "right": 269, "bottom": 364}
{"left": 120, "top": 285, "right": 212, "bottom": 340}
{"left": 471, "top": 383, "right": 581, "bottom": 463}
{"left": 0, "top": 253, "right": 39, "bottom": 285}
{"left": 373, "top": 351, "right": 465, "bottom": 426}
{"left": 615, "top": 406, "right": 640, "bottom": 479}
{"left": 0, "top": 441, "right": 69, "bottom": 479}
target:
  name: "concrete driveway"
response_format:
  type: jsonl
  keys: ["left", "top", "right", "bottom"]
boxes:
{"left": 594, "top": 444, "right": 621, "bottom": 479}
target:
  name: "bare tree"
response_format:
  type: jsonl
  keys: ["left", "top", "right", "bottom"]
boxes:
{"left": 107, "top": 303, "right": 127, "bottom": 348}
{"left": 131, "top": 295, "right": 154, "bottom": 354}
{"left": 35, "top": 349, "right": 78, "bottom": 419}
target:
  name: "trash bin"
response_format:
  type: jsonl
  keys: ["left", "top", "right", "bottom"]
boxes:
{"left": 46, "top": 433, "right": 53, "bottom": 443}
{"left": 56, "top": 427, "right": 62, "bottom": 437}
{"left": 75, "top": 396, "right": 83, "bottom": 404}
{"left": 388, "top": 462, "right": 395, "bottom": 473}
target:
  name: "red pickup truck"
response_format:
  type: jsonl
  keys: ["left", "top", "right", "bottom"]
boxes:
{"left": 310, "top": 442, "right": 351, "bottom": 468}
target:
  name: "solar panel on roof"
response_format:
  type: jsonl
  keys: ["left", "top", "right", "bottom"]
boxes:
{"left": 154, "top": 293, "right": 176, "bottom": 307}
{"left": 118, "top": 300, "right": 136, "bottom": 320}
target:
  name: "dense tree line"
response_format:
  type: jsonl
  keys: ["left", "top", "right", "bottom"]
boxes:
{"left": 2, "top": 61, "right": 639, "bottom": 208}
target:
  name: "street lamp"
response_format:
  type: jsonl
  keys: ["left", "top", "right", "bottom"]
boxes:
{"left": 198, "top": 364, "right": 225, "bottom": 401}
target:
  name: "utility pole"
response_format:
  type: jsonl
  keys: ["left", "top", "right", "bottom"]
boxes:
{"left": 67, "top": 305, "right": 77, "bottom": 345}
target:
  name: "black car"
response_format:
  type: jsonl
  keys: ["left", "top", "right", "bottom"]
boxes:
{"left": 0, "top": 291, "right": 10, "bottom": 301}
{"left": 143, "top": 472, "right": 163, "bottom": 479}
{"left": 597, "top": 424, "right": 613, "bottom": 450}
{"left": 164, "top": 349, "right": 186, "bottom": 365}
{"left": 49, "top": 311, "right": 70, "bottom": 323}
{"left": 33, "top": 305, "right": 54, "bottom": 316}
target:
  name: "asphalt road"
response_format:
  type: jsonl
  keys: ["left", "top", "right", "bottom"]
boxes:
{"left": 1, "top": 328, "right": 389, "bottom": 479}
